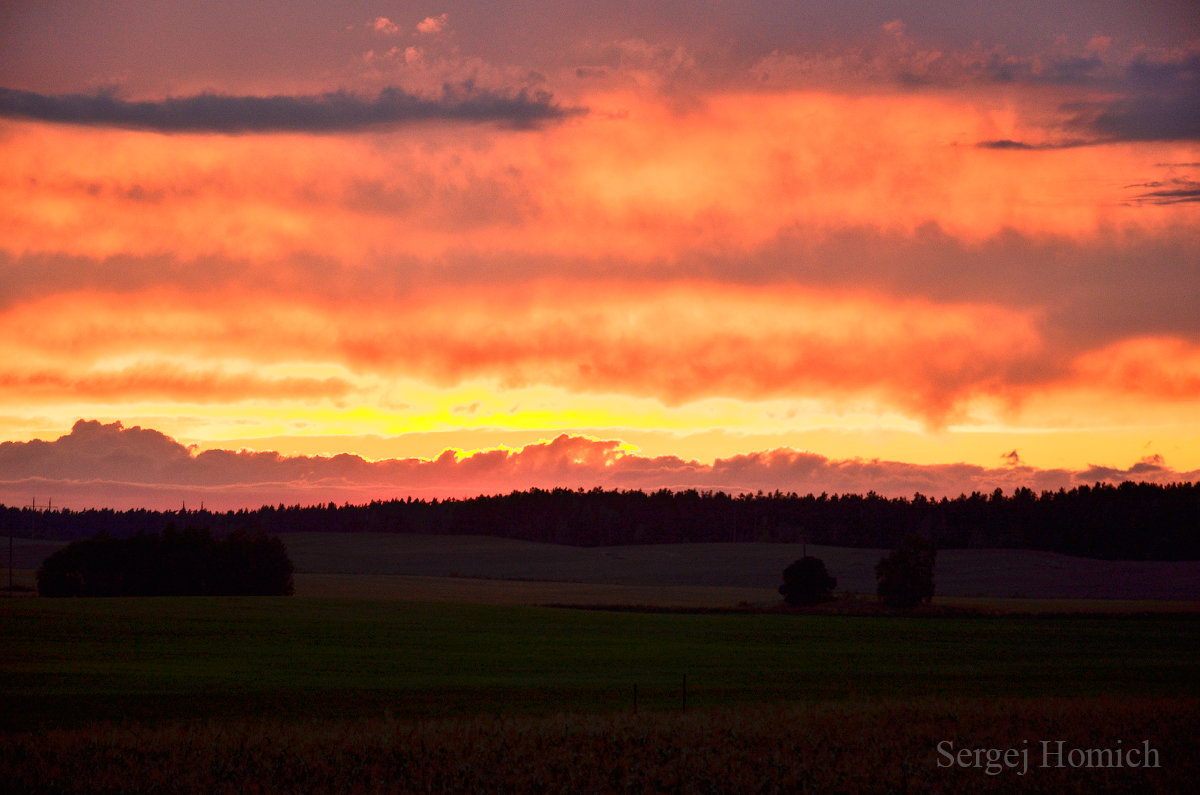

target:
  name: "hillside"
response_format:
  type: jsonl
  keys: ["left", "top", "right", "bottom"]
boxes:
{"left": 281, "top": 533, "right": 1200, "bottom": 600}
{"left": 13, "top": 532, "right": 1199, "bottom": 601}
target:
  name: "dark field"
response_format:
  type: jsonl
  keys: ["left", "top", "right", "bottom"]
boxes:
{"left": 2, "top": 596, "right": 1199, "bottom": 791}
{"left": 4, "top": 533, "right": 1199, "bottom": 792}
{"left": 6, "top": 597, "right": 1199, "bottom": 727}
{"left": 4, "top": 698, "right": 1197, "bottom": 794}
{"left": 279, "top": 532, "right": 1200, "bottom": 599}
{"left": 14, "top": 532, "right": 1200, "bottom": 599}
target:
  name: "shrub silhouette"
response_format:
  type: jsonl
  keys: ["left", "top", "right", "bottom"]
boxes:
{"left": 778, "top": 556, "right": 837, "bottom": 606}
{"left": 875, "top": 534, "right": 936, "bottom": 609}
{"left": 37, "top": 526, "right": 293, "bottom": 597}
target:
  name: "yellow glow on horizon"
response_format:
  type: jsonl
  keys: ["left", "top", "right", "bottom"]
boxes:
{"left": 8, "top": 374, "right": 1197, "bottom": 476}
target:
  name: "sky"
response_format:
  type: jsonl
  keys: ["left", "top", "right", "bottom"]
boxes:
{"left": 1, "top": 1, "right": 1198, "bottom": 510}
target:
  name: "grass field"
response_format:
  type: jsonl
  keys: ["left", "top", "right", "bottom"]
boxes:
{"left": 6, "top": 534, "right": 1200, "bottom": 791}
{"left": 4, "top": 597, "right": 1198, "bottom": 724}
{"left": 2, "top": 596, "right": 1199, "bottom": 791}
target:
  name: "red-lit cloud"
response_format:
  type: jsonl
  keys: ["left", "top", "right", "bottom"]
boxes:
{"left": 371, "top": 17, "right": 400, "bottom": 36}
{"left": 417, "top": 14, "right": 449, "bottom": 36}
{"left": 1, "top": 420, "right": 1194, "bottom": 511}
{"left": 0, "top": 283, "right": 1046, "bottom": 422}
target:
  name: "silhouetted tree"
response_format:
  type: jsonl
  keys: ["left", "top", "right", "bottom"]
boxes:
{"left": 778, "top": 556, "right": 837, "bottom": 606}
{"left": 36, "top": 526, "right": 293, "bottom": 596}
{"left": 218, "top": 529, "right": 294, "bottom": 595}
{"left": 875, "top": 534, "right": 936, "bottom": 609}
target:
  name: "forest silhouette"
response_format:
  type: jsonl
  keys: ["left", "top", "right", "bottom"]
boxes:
{"left": 5, "top": 480, "right": 1197, "bottom": 561}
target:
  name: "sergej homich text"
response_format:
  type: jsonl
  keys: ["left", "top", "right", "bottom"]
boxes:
{"left": 937, "top": 739, "right": 1160, "bottom": 776}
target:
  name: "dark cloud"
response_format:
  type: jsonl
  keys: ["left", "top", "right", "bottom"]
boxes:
{"left": 1128, "top": 179, "right": 1200, "bottom": 205}
{"left": 976, "top": 139, "right": 1037, "bottom": 150}
{"left": 1076, "top": 95, "right": 1200, "bottom": 142}
{"left": 0, "top": 85, "right": 583, "bottom": 133}
{"left": 1029, "top": 55, "right": 1107, "bottom": 86}
{"left": 830, "top": 35, "right": 1200, "bottom": 146}
{"left": 1, "top": 421, "right": 1195, "bottom": 511}
{"left": 974, "top": 139, "right": 1091, "bottom": 150}
{"left": 935, "top": 52, "right": 1110, "bottom": 88}
{"left": 1064, "top": 53, "right": 1200, "bottom": 143}
{"left": 967, "top": 51, "right": 1200, "bottom": 146}
{"left": 1128, "top": 454, "right": 1167, "bottom": 475}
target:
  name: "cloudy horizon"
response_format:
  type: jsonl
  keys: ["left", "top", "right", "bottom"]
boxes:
{"left": 1, "top": 419, "right": 1194, "bottom": 512}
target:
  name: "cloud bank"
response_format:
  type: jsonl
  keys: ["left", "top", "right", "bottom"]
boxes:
{"left": 1, "top": 421, "right": 1194, "bottom": 512}
{"left": 0, "top": 2, "right": 1196, "bottom": 483}
{"left": 0, "top": 85, "right": 580, "bottom": 133}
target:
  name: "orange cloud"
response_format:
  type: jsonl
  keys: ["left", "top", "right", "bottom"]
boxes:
{"left": 1070, "top": 337, "right": 1200, "bottom": 400}
{"left": 0, "top": 282, "right": 1043, "bottom": 424}
{"left": 6, "top": 273, "right": 1198, "bottom": 453}
{"left": 0, "top": 366, "right": 352, "bottom": 404}
{"left": 3, "top": 91, "right": 1192, "bottom": 268}
{"left": 982, "top": 336, "right": 1200, "bottom": 438}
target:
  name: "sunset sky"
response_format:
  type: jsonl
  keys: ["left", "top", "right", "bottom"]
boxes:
{"left": 1, "top": 1, "right": 1198, "bottom": 509}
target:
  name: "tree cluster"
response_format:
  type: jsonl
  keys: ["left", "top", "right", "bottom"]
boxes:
{"left": 875, "top": 534, "right": 936, "bottom": 609}
{"left": 778, "top": 557, "right": 837, "bottom": 606}
{"left": 781, "top": 534, "right": 937, "bottom": 609}
{"left": 36, "top": 526, "right": 293, "bottom": 597}
{"left": 6, "top": 480, "right": 1198, "bottom": 560}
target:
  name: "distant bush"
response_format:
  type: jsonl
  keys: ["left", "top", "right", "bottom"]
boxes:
{"left": 778, "top": 556, "right": 837, "bottom": 606}
{"left": 875, "top": 534, "right": 935, "bottom": 609}
{"left": 36, "top": 526, "right": 293, "bottom": 597}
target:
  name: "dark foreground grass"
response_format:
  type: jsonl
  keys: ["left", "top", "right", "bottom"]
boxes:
{"left": 2, "top": 597, "right": 1198, "bottom": 729}
{"left": 2, "top": 698, "right": 1196, "bottom": 793}
{"left": 2, "top": 598, "right": 1198, "bottom": 791}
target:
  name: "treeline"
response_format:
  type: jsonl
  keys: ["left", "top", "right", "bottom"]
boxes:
{"left": 5, "top": 480, "right": 1199, "bottom": 560}
{"left": 36, "top": 526, "right": 294, "bottom": 597}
